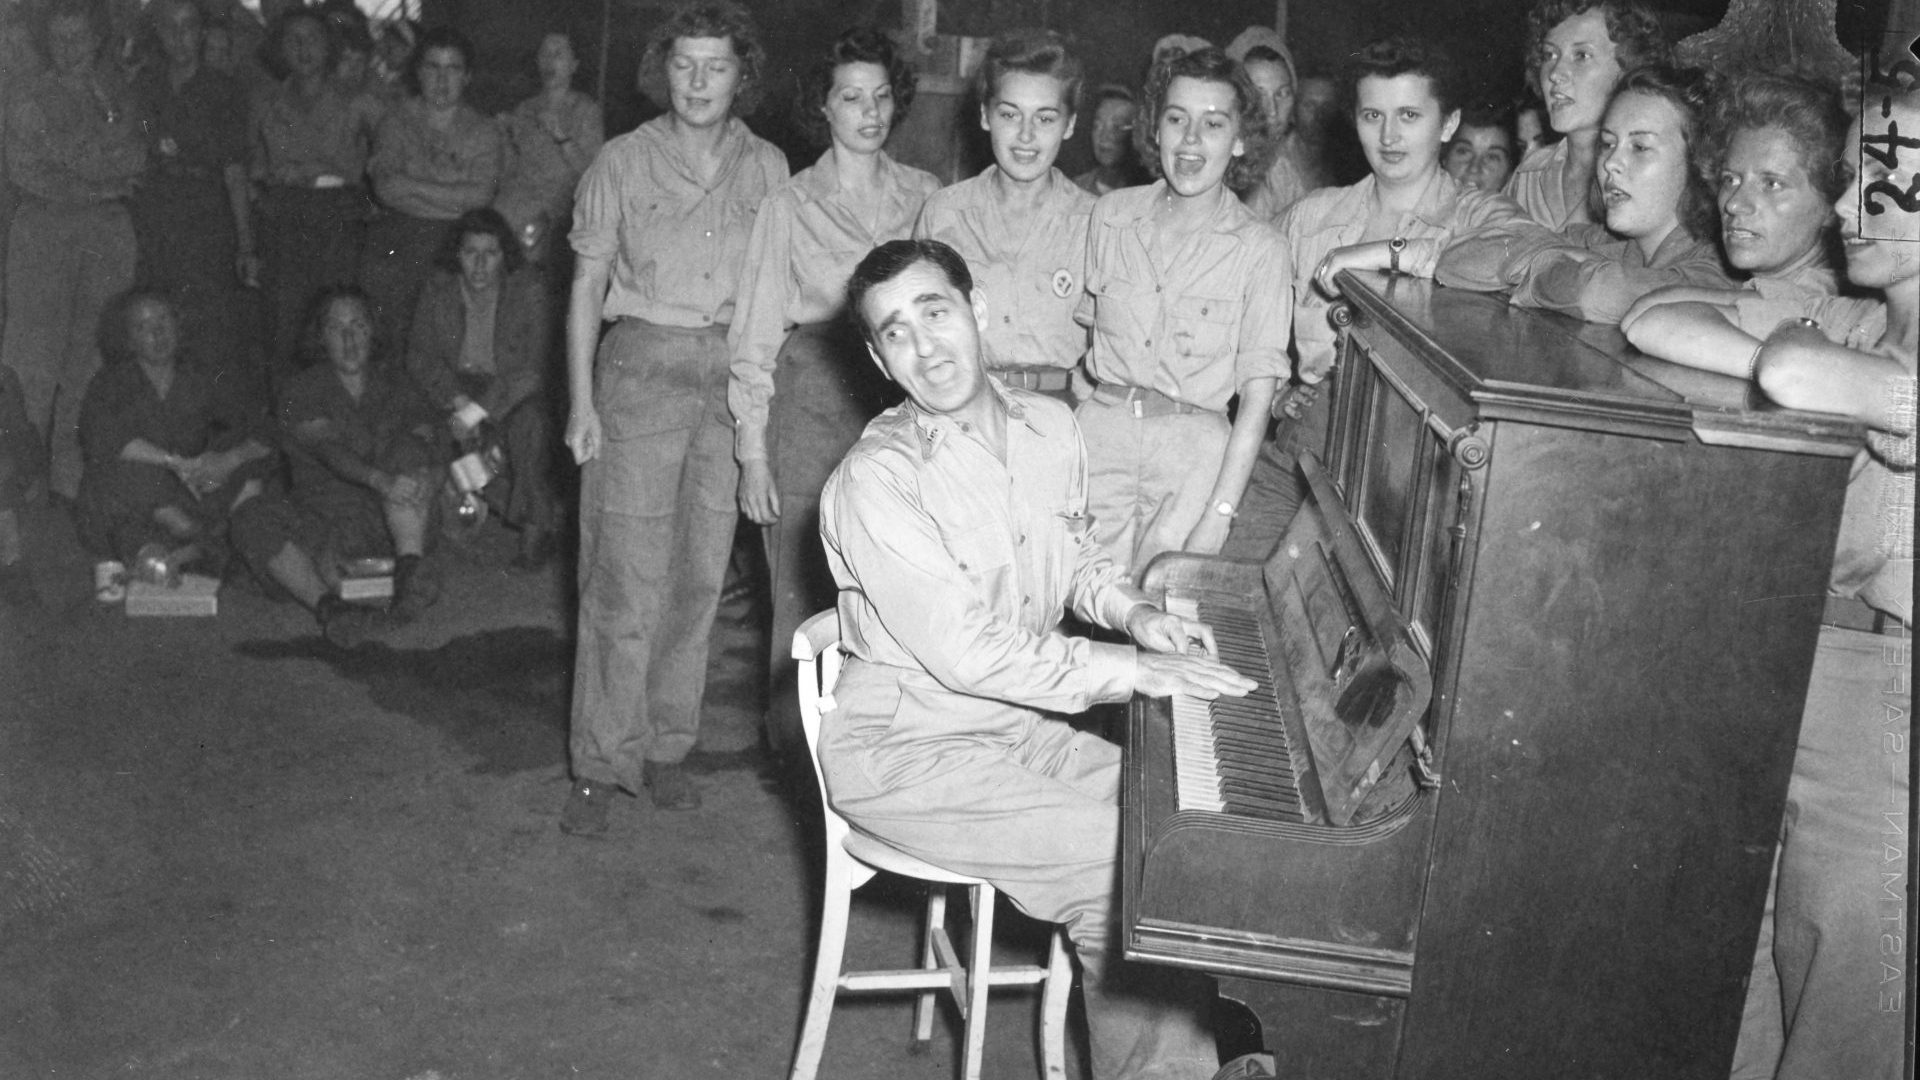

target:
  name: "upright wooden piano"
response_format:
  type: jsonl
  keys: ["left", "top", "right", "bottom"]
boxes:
{"left": 1123, "top": 272, "right": 1866, "bottom": 1078}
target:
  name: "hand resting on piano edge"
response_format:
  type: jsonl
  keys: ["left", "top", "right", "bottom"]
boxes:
{"left": 1124, "top": 603, "right": 1259, "bottom": 701}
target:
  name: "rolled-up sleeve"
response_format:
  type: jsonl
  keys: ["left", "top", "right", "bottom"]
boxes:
{"left": 1234, "top": 232, "right": 1293, "bottom": 386}
{"left": 824, "top": 454, "right": 1138, "bottom": 711}
{"left": 726, "top": 189, "right": 795, "bottom": 462}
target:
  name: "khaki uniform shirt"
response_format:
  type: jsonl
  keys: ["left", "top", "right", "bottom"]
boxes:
{"left": 368, "top": 98, "right": 503, "bottom": 220}
{"left": 1505, "top": 139, "right": 1595, "bottom": 230}
{"left": 1729, "top": 289, "right": 1913, "bottom": 624}
{"left": 248, "top": 78, "right": 383, "bottom": 187}
{"left": 1281, "top": 170, "right": 1526, "bottom": 380}
{"left": 1075, "top": 182, "right": 1292, "bottom": 411}
{"left": 913, "top": 166, "right": 1093, "bottom": 372}
{"left": 568, "top": 115, "right": 789, "bottom": 328}
{"left": 4, "top": 67, "right": 146, "bottom": 204}
{"left": 728, "top": 151, "right": 941, "bottom": 461}
{"left": 821, "top": 385, "right": 1144, "bottom": 737}
{"left": 1437, "top": 220, "right": 1733, "bottom": 324}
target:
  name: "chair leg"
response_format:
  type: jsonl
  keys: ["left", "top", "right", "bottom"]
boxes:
{"left": 913, "top": 886, "right": 946, "bottom": 1047}
{"left": 789, "top": 847, "right": 856, "bottom": 1080}
{"left": 1039, "top": 928, "right": 1072, "bottom": 1079}
{"left": 960, "top": 884, "right": 996, "bottom": 1080}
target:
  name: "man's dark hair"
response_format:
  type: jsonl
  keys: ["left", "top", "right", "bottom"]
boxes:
{"left": 846, "top": 240, "right": 975, "bottom": 343}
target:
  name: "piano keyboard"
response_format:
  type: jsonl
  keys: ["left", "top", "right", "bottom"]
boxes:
{"left": 1165, "top": 595, "right": 1310, "bottom": 822}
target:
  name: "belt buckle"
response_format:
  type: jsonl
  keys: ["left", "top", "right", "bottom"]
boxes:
{"left": 1131, "top": 397, "right": 1144, "bottom": 418}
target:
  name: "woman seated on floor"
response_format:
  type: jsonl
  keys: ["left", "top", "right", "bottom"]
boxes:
{"left": 404, "top": 208, "right": 558, "bottom": 570}
{"left": 231, "top": 286, "right": 443, "bottom": 646}
{"left": 1436, "top": 64, "right": 1731, "bottom": 324}
{"left": 75, "top": 289, "right": 274, "bottom": 591}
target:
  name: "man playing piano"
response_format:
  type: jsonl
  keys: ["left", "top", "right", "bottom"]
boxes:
{"left": 817, "top": 237, "right": 1265, "bottom": 1080}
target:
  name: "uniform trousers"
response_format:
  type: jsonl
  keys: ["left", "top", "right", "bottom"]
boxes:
{"left": 570, "top": 320, "right": 737, "bottom": 787}
{"left": 253, "top": 185, "right": 367, "bottom": 386}
{"left": 1731, "top": 624, "right": 1911, "bottom": 1080}
{"left": 820, "top": 658, "right": 1221, "bottom": 1080}
{"left": 0, "top": 200, "right": 136, "bottom": 500}
{"left": 762, "top": 320, "right": 896, "bottom": 754}
{"left": 1075, "top": 396, "right": 1229, "bottom": 577}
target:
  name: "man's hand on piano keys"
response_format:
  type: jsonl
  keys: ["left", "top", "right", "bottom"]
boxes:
{"left": 1125, "top": 605, "right": 1220, "bottom": 658}
{"left": 1134, "top": 650, "right": 1257, "bottom": 701}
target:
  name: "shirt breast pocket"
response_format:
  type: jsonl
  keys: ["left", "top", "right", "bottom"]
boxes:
{"left": 944, "top": 522, "right": 1018, "bottom": 609}
{"left": 1167, "top": 293, "right": 1236, "bottom": 362}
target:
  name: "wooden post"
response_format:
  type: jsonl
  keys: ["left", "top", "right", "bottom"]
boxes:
{"left": 1275, "top": 0, "right": 1288, "bottom": 45}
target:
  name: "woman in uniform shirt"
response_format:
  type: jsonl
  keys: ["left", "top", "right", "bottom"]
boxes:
{"left": 1437, "top": 64, "right": 1730, "bottom": 324}
{"left": 248, "top": 7, "right": 383, "bottom": 384}
{"left": 1221, "top": 36, "right": 1525, "bottom": 561}
{"left": 1616, "top": 85, "right": 1915, "bottom": 1080}
{"left": 361, "top": 26, "right": 503, "bottom": 361}
{"left": 1621, "top": 73, "right": 1859, "bottom": 363}
{"left": 561, "top": 2, "right": 788, "bottom": 828}
{"left": 727, "top": 26, "right": 939, "bottom": 757}
{"left": 1506, "top": 0, "right": 1668, "bottom": 229}
{"left": 913, "top": 28, "right": 1092, "bottom": 404}
{"left": 1074, "top": 46, "right": 1287, "bottom": 576}
{"left": 493, "top": 31, "right": 604, "bottom": 273}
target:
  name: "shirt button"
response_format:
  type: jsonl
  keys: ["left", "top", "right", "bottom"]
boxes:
{"left": 1018, "top": 533, "right": 1027, "bottom": 544}
{"left": 1022, "top": 595, "right": 1031, "bottom": 605}
{"left": 1144, "top": 338, "right": 1152, "bottom": 347}
{"left": 1156, "top": 285, "right": 1163, "bottom": 293}
{"left": 704, "top": 230, "right": 713, "bottom": 237}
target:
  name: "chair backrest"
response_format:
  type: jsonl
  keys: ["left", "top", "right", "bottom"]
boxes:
{"left": 792, "top": 610, "right": 851, "bottom": 850}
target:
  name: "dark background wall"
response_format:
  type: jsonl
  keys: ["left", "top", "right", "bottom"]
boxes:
{"left": 432, "top": 0, "right": 1894, "bottom": 178}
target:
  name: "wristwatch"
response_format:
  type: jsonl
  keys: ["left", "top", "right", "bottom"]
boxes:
{"left": 1213, "top": 500, "right": 1237, "bottom": 518}
{"left": 1388, "top": 236, "right": 1407, "bottom": 275}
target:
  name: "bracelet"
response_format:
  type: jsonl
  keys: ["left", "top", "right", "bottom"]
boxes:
{"left": 1388, "top": 236, "right": 1407, "bottom": 275}
{"left": 1744, "top": 341, "right": 1763, "bottom": 382}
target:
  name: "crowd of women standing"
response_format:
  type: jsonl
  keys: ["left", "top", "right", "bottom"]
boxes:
{"left": 0, "top": 2, "right": 1909, "bottom": 1076}
{"left": 554, "top": 9, "right": 1909, "bottom": 1080}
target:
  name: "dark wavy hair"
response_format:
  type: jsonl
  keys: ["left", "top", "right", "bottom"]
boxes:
{"left": 1348, "top": 35, "right": 1463, "bottom": 119}
{"left": 1604, "top": 65, "right": 1717, "bottom": 242}
{"left": 1136, "top": 46, "right": 1274, "bottom": 194}
{"left": 846, "top": 239, "right": 975, "bottom": 344}
{"left": 972, "top": 28, "right": 1084, "bottom": 119}
{"left": 796, "top": 27, "right": 917, "bottom": 149}
{"left": 296, "top": 285, "right": 383, "bottom": 370}
{"left": 406, "top": 25, "right": 475, "bottom": 94}
{"left": 1698, "top": 71, "right": 1850, "bottom": 203}
{"left": 97, "top": 289, "right": 180, "bottom": 368}
{"left": 435, "top": 208, "right": 526, "bottom": 276}
{"left": 1524, "top": 0, "right": 1671, "bottom": 96}
{"left": 638, "top": 2, "right": 767, "bottom": 117}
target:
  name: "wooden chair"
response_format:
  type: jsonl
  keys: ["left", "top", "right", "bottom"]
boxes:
{"left": 788, "top": 610, "right": 1072, "bottom": 1080}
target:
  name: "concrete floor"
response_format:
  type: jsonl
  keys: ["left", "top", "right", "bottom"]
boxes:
{"left": 0, "top": 504, "right": 1075, "bottom": 1080}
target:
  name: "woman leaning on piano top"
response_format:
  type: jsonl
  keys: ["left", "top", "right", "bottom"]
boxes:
{"left": 1220, "top": 35, "right": 1528, "bottom": 562}
{"left": 1435, "top": 63, "right": 1732, "bottom": 323}
{"left": 1625, "top": 78, "right": 1913, "bottom": 1080}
